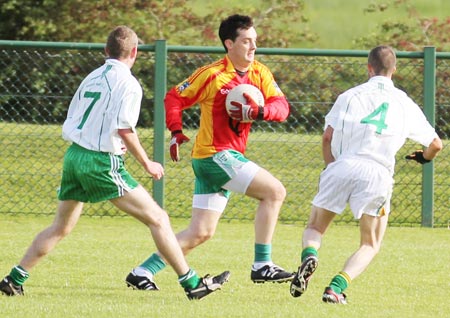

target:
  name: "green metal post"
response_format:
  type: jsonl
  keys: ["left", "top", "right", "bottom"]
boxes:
{"left": 153, "top": 40, "right": 167, "bottom": 208}
{"left": 422, "top": 46, "right": 436, "bottom": 227}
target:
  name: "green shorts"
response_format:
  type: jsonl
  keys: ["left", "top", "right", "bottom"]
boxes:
{"left": 58, "top": 143, "right": 138, "bottom": 203}
{"left": 192, "top": 150, "right": 249, "bottom": 198}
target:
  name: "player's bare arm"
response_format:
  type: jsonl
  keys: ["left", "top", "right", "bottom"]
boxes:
{"left": 118, "top": 128, "right": 164, "bottom": 180}
{"left": 322, "top": 125, "right": 335, "bottom": 166}
{"left": 423, "top": 137, "right": 443, "bottom": 161}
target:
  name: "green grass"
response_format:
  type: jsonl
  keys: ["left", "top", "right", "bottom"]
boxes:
{"left": 0, "top": 215, "right": 449, "bottom": 317}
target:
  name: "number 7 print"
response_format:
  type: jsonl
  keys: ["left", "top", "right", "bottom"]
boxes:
{"left": 77, "top": 91, "right": 101, "bottom": 129}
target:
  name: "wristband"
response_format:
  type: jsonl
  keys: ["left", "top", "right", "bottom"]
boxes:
{"left": 171, "top": 130, "right": 182, "bottom": 137}
{"left": 256, "top": 106, "right": 264, "bottom": 120}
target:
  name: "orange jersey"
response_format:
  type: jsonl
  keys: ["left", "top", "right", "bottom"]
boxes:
{"left": 165, "top": 55, "right": 290, "bottom": 159}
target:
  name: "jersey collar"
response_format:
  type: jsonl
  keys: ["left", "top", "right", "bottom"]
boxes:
{"left": 224, "top": 55, "right": 254, "bottom": 74}
{"left": 369, "top": 75, "right": 394, "bottom": 86}
{"left": 105, "top": 58, "right": 131, "bottom": 74}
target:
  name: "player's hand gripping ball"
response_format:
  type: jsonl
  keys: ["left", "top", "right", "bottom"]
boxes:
{"left": 226, "top": 84, "right": 264, "bottom": 123}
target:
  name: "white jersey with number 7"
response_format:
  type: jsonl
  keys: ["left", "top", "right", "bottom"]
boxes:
{"left": 325, "top": 76, "right": 438, "bottom": 175}
{"left": 62, "top": 59, "right": 142, "bottom": 155}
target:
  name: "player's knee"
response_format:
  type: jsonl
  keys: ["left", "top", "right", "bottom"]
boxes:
{"left": 362, "top": 241, "right": 382, "bottom": 255}
{"left": 268, "top": 180, "right": 286, "bottom": 202}
{"left": 147, "top": 209, "right": 171, "bottom": 229}
{"left": 188, "top": 230, "right": 214, "bottom": 247}
{"left": 49, "top": 224, "right": 73, "bottom": 240}
{"left": 305, "top": 223, "right": 326, "bottom": 236}
{"left": 372, "top": 241, "right": 383, "bottom": 254}
{"left": 177, "top": 222, "right": 216, "bottom": 249}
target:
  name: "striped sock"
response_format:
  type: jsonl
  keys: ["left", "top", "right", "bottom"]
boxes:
{"left": 329, "top": 271, "right": 351, "bottom": 294}
{"left": 10, "top": 265, "right": 29, "bottom": 286}
{"left": 178, "top": 269, "right": 200, "bottom": 289}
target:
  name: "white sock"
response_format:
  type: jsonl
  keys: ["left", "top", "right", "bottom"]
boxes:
{"left": 133, "top": 266, "right": 153, "bottom": 278}
{"left": 252, "top": 261, "right": 274, "bottom": 270}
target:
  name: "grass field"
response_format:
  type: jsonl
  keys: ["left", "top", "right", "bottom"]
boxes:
{"left": 0, "top": 215, "right": 449, "bottom": 318}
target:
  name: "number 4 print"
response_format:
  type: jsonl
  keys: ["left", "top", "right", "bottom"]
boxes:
{"left": 360, "top": 102, "right": 389, "bottom": 134}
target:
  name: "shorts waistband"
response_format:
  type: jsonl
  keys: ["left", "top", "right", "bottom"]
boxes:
{"left": 70, "top": 143, "right": 111, "bottom": 155}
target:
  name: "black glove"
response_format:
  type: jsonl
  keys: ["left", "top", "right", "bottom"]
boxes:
{"left": 405, "top": 150, "right": 431, "bottom": 164}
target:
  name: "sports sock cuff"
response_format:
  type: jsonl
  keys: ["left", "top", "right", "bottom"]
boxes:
{"left": 301, "top": 246, "right": 318, "bottom": 262}
{"left": 10, "top": 265, "right": 29, "bottom": 285}
{"left": 178, "top": 269, "right": 200, "bottom": 289}
{"left": 254, "top": 243, "right": 272, "bottom": 262}
{"left": 329, "top": 273, "right": 349, "bottom": 294}
{"left": 339, "top": 271, "right": 352, "bottom": 284}
{"left": 140, "top": 253, "right": 167, "bottom": 275}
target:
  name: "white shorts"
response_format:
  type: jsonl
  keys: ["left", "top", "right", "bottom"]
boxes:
{"left": 192, "top": 161, "right": 260, "bottom": 213}
{"left": 312, "top": 158, "right": 393, "bottom": 219}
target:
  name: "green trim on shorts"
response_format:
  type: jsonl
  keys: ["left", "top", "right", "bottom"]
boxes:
{"left": 58, "top": 143, "right": 138, "bottom": 203}
{"left": 192, "top": 150, "right": 249, "bottom": 197}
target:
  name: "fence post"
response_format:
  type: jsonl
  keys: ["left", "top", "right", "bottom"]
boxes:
{"left": 422, "top": 46, "right": 436, "bottom": 227}
{"left": 153, "top": 40, "right": 167, "bottom": 208}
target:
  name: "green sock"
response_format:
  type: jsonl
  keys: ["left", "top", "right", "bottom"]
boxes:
{"left": 254, "top": 243, "right": 272, "bottom": 262}
{"left": 301, "top": 246, "right": 318, "bottom": 262}
{"left": 10, "top": 265, "right": 29, "bottom": 286}
{"left": 329, "top": 272, "right": 350, "bottom": 294}
{"left": 178, "top": 269, "right": 200, "bottom": 289}
{"left": 139, "top": 253, "right": 167, "bottom": 275}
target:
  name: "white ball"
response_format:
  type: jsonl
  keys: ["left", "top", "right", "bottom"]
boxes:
{"left": 225, "top": 84, "right": 265, "bottom": 123}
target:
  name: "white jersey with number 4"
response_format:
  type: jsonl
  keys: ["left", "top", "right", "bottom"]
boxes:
{"left": 62, "top": 59, "right": 142, "bottom": 155}
{"left": 325, "top": 76, "right": 438, "bottom": 174}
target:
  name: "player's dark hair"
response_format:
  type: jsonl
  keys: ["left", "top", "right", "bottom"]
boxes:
{"left": 218, "top": 14, "right": 254, "bottom": 52}
{"left": 106, "top": 26, "right": 138, "bottom": 59}
{"left": 368, "top": 45, "right": 396, "bottom": 76}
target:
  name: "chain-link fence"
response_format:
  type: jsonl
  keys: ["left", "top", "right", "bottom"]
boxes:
{"left": 1, "top": 42, "right": 449, "bottom": 227}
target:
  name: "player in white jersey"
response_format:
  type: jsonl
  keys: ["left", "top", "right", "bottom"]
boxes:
{"left": 290, "top": 45, "right": 442, "bottom": 304}
{"left": 62, "top": 58, "right": 143, "bottom": 155}
{"left": 0, "top": 26, "right": 229, "bottom": 300}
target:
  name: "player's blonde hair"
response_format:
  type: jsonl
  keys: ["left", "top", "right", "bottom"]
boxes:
{"left": 106, "top": 26, "right": 138, "bottom": 59}
{"left": 368, "top": 45, "right": 396, "bottom": 76}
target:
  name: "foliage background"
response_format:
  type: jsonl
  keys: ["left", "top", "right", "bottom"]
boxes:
{"left": 1, "top": 0, "right": 450, "bottom": 51}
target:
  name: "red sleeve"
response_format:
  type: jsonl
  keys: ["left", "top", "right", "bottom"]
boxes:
{"left": 164, "top": 65, "right": 213, "bottom": 132}
{"left": 164, "top": 87, "right": 186, "bottom": 132}
{"left": 263, "top": 96, "right": 290, "bottom": 122}
{"left": 252, "top": 61, "right": 290, "bottom": 122}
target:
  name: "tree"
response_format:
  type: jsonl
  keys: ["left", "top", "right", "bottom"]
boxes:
{"left": 0, "top": 0, "right": 315, "bottom": 48}
{"left": 353, "top": 0, "right": 450, "bottom": 51}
